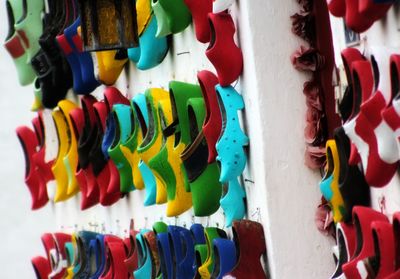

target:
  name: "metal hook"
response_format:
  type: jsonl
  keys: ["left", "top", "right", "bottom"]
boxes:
{"left": 144, "top": 217, "right": 149, "bottom": 229}
{"left": 191, "top": 215, "right": 195, "bottom": 225}
{"left": 175, "top": 217, "right": 179, "bottom": 226}
{"left": 251, "top": 207, "right": 261, "bottom": 223}
{"left": 116, "top": 219, "right": 121, "bottom": 237}
{"left": 206, "top": 217, "right": 210, "bottom": 228}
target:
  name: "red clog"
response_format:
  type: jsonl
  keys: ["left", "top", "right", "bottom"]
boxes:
{"left": 206, "top": 12, "right": 243, "bottom": 86}
{"left": 198, "top": 70, "right": 221, "bottom": 163}
{"left": 183, "top": 0, "right": 212, "bottom": 43}
{"left": 327, "top": 0, "right": 346, "bottom": 17}
{"left": 342, "top": 206, "right": 389, "bottom": 278}
{"left": 16, "top": 126, "right": 49, "bottom": 210}
{"left": 31, "top": 113, "right": 55, "bottom": 183}
{"left": 32, "top": 256, "right": 51, "bottom": 279}
{"left": 100, "top": 236, "right": 131, "bottom": 279}
{"left": 70, "top": 107, "right": 99, "bottom": 210}
{"left": 229, "top": 220, "right": 267, "bottom": 279}
{"left": 124, "top": 221, "right": 139, "bottom": 274}
{"left": 93, "top": 101, "right": 121, "bottom": 206}
{"left": 361, "top": 221, "right": 395, "bottom": 278}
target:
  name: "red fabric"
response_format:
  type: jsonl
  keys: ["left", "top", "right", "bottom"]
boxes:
{"left": 206, "top": 12, "right": 243, "bottom": 86}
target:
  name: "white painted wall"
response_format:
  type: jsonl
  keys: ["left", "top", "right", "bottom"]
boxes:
{"left": 0, "top": 1, "right": 345, "bottom": 278}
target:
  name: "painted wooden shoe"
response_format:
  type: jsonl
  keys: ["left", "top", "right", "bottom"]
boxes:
{"left": 228, "top": 220, "right": 267, "bottom": 279}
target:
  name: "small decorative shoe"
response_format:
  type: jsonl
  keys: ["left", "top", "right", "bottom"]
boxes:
{"left": 58, "top": 100, "right": 81, "bottom": 197}
{"left": 128, "top": 16, "right": 169, "bottom": 70}
{"left": 156, "top": 231, "right": 174, "bottom": 279}
{"left": 210, "top": 238, "right": 237, "bottom": 279}
{"left": 168, "top": 226, "right": 195, "bottom": 279}
{"left": 213, "top": 0, "right": 235, "bottom": 13}
{"left": 108, "top": 104, "right": 135, "bottom": 194}
{"left": 319, "top": 139, "right": 348, "bottom": 223}
{"left": 100, "top": 236, "right": 131, "bottom": 279}
{"left": 119, "top": 95, "right": 147, "bottom": 192}
{"left": 183, "top": 0, "right": 212, "bottom": 43}
{"left": 197, "top": 70, "right": 222, "bottom": 163}
{"left": 339, "top": 47, "right": 365, "bottom": 123}
{"left": 94, "top": 49, "right": 128, "bottom": 85}
{"left": 124, "top": 221, "right": 139, "bottom": 274}
{"left": 344, "top": 0, "right": 374, "bottom": 33}
{"left": 220, "top": 178, "right": 246, "bottom": 227}
{"left": 215, "top": 85, "right": 249, "bottom": 183}
{"left": 16, "top": 126, "right": 48, "bottom": 209}
{"left": 62, "top": 17, "right": 99, "bottom": 94}
{"left": 179, "top": 227, "right": 197, "bottom": 279}
{"left": 12, "top": 0, "right": 44, "bottom": 63}
{"left": 360, "top": 221, "right": 395, "bottom": 279}
{"left": 228, "top": 220, "right": 267, "bottom": 278}
{"left": 51, "top": 110, "right": 73, "bottom": 202}
{"left": 385, "top": 213, "right": 400, "bottom": 278}
{"left": 88, "top": 235, "right": 106, "bottom": 278}
{"left": 327, "top": 0, "right": 346, "bottom": 17}
{"left": 143, "top": 231, "right": 159, "bottom": 278}
{"left": 130, "top": 94, "right": 159, "bottom": 206}
{"left": 134, "top": 229, "right": 153, "bottom": 279}
{"left": 151, "top": 0, "right": 171, "bottom": 38}
{"left": 329, "top": 223, "right": 356, "bottom": 279}
{"left": 153, "top": 221, "right": 169, "bottom": 278}
{"left": 92, "top": 101, "right": 121, "bottom": 206}
{"left": 206, "top": 13, "right": 243, "bottom": 86}
{"left": 73, "top": 231, "right": 99, "bottom": 277}
{"left": 152, "top": 0, "right": 191, "bottom": 36}
{"left": 32, "top": 256, "right": 51, "bottom": 279}
{"left": 333, "top": 127, "right": 370, "bottom": 218}
{"left": 75, "top": 97, "right": 101, "bottom": 210}
{"left": 70, "top": 107, "right": 99, "bottom": 210}
{"left": 198, "top": 227, "right": 228, "bottom": 279}
{"left": 342, "top": 206, "right": 389, "bottom": 278}
{"left": 4, "top": 0, "right": 43, "bottom": 85}
{"left": 136, "top": 0, "right": 152, "bottom": 36}
{"left": 358, "top": 0, "right": 392, "bottom": 22}
{"left": 137, "top": 88, "right": 170, "bottom": 205}
{"left": 342, "top": 60, "right": 374, "bottom": 165}
{"left": 48, "top": 233, "right": 72, "bottom": 279}
{"left": 31, "top": 112, "right": 54, "bottom": 185}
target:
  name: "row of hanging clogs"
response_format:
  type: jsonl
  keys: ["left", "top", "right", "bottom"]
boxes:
{"left": 31, "top": 219, "right": 267, "bottom": 279}
{"left": 4, "top": 0, "right": 242, "bottom": 110}
{"left": 327, "top": 0, "right": 395, "bottom": 33}
{"left": 318, "top": 46, "right": 400, "bottom": 225}
{"left": 328, "top": 206, "right": 400, "bottom": 279}
{"left": 17, "top": 77, "right": 248, "bottom": 225}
